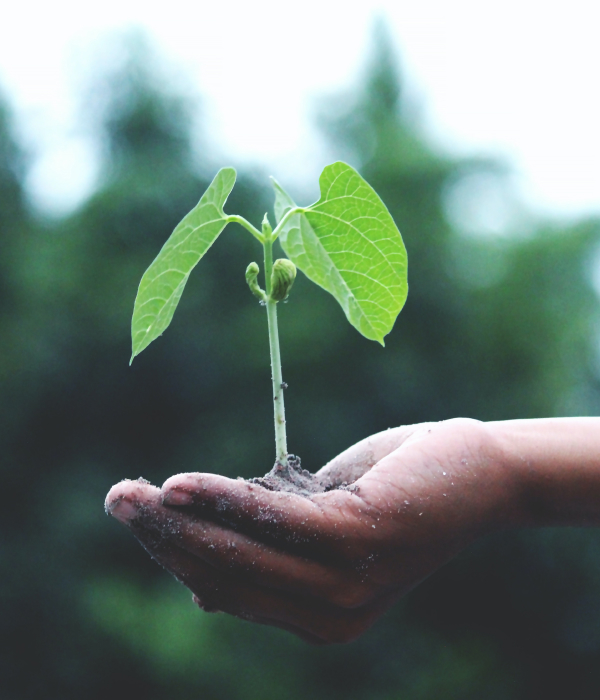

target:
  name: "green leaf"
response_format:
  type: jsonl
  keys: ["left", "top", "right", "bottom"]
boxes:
{"left": 130, "top": 167, "right": 236, "bottom": 363}
{"left": 272, "top": 162, "right": 407, "bottom": 344}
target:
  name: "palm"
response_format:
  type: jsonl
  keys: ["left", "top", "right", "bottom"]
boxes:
{"left": 106, "top": 418, "right": 506, "bottom": 643}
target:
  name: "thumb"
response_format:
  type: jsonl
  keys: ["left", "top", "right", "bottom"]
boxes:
{"left": 315, "top": 424, "right": 430, "bottom": 490}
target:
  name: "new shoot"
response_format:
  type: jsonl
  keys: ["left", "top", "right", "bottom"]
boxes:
{"left": 130, "top": 162, "right": 408, "bottom": 469}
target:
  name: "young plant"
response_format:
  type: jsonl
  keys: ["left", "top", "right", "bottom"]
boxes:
{"left": 130, "top": 162, "right": 408, "bottom": 470}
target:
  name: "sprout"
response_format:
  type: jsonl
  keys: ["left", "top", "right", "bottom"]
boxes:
{"left": 245, "top": 262, "right": 267, "bottom": 302}
{"left": 130, "top": 162, "right": 408, "bottom": 466}
{"left": 270, "top": 259, "right": 297, "bottom": 302}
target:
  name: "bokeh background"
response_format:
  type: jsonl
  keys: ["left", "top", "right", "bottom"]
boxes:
{"left": 2, "top": 5, "right": 600, "bottom": 699}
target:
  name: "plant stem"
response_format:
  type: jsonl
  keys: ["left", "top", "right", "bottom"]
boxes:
{"left": 271, "top": 207, "right": 305, "bottom": 241}
{"left": 227, "top": 215, "right": 264, "bottom": 243}
{"left": 263, "top": 235, "right": 288, "bottom": 466}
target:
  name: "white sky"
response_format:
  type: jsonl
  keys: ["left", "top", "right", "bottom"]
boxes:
{"left": 1, "top": 0, "right": 599, "bottom": 220}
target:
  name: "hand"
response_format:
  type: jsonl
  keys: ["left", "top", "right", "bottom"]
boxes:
{"left": 105, "top": 418, "right": 516, "bottom": 644}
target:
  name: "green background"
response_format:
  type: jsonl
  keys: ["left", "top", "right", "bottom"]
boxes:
{"left": 2, "top": 29, "right": 600, "bottom": 699}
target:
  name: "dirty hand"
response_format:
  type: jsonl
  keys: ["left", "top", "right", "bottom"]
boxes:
{"left": 105, "top": 418, "right": 523, "bottom": 644}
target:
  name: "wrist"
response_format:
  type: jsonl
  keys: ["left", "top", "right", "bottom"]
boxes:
{"left": 486, "top": 418, "right": 600, "bottom": 527}
{"left": 470, "top": 420, "right": 529, "bottom": 531}
{"left": 484, "top": 420, "right": 540, "bottom": 528}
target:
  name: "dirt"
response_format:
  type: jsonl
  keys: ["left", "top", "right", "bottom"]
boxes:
{"left": 247, "top": 455, "right": 327, "bottom": 496}
{"left": 247, "top": 453, "right": 371, "bottom": 498}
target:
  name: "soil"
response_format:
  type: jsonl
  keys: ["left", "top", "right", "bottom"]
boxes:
{"left": 248, "top": 455, "right": 327, "bottom": 496}
{"left": 247, "top": 453, "right": 369, "bottom": 498}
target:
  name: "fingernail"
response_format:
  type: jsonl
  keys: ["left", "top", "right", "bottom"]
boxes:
{"left": 108, "top": 498, "right": 138, "bottom": 524}
{"left": 163, "top": 489, "right": 193, "bottom": 507}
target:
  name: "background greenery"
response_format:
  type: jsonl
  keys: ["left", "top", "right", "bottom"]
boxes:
{"left": 2, "top": 29, "right": 600, "bottom": 699}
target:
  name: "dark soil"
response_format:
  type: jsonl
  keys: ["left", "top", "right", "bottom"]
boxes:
{"left": 247, "top": 454, "right": 367, "bottom": 498}
{"left": 248, "top": 455, "right": 327, "bottom": 496}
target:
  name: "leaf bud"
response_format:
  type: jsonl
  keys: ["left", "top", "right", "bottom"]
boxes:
{"left": 245, "top": 262, "right": 267, "bottom": 302}
{"left": 270, "top": 258, "right": 297, "bottom": 302}
{"left": 262, "top": 213, "right": 272, "bottom": 239}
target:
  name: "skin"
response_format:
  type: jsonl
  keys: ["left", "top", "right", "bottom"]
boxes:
{"left": 105, "top": 417, "right": 600, "bottom": 645}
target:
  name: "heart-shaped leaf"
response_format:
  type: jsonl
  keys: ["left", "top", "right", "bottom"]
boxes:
{"left": 130, "top": 167, "right": 236, "bottom": 362}
{"left": 273, "top": 162, "right": 407, "bottom": 344}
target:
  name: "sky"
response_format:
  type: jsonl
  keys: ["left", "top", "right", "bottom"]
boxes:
{"left": 1, "top": 0, "right": 599, "bottom": 221}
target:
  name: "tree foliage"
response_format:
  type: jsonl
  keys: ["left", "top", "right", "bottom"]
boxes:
{"left": 1, "top": 29, "right": 600, "bottom": 700}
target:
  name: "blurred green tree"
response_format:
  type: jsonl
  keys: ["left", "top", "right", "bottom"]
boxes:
{"left": 1, "top": 26, "right": 599, "bottom": 700}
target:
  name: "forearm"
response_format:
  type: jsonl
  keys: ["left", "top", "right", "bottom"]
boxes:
{"left": 489, "top": 418, "right": 600, "bottom": 527}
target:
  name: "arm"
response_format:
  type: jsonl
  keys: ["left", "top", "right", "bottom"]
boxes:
{"left": 105, "top": 417, "right": 600, "bottom": 644}
{"left": 490, "top": 418, "right": 600, "bottom": 527}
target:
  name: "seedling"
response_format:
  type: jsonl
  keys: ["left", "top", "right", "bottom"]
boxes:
{"left": 131, "top": 162, "right": 407, "bottom": 470}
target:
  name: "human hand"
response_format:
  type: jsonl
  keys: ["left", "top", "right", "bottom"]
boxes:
{"left": 105, "top": 418, "right": 517, "bottom": 644}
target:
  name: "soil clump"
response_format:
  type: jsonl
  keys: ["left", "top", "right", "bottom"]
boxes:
{"left": 248, "top": 454, "right": 364, "bottom": 498}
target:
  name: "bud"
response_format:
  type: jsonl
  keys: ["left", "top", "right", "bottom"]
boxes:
{"left": 270, "top": 258, "right": 297, "bottom": 302}
{"left": 245, "top": 262, "right": 267, "bottom": 302}
{"left": 261, "top": 213, "right": 272, "bottom": 239}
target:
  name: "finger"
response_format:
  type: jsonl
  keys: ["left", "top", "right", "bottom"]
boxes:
{"left": 105, "top": 478, "right": 161, "bottom": 519}
{"left": 166, "top": 507, "right": 380, "bottom": 608}
{"left": 108, "top": 483, "right": 396, "bottom": 642}
{"left": 160, "top": 472, "right": 368, "bottom": 556}
{"left": 110, "top": 479, "right": 380, "bottom": 607}
{"left": 130, "top": 524, "right": 389, "bottom": 645}
{"left": 315, "top": 424, "right": 429, "bottom": 489}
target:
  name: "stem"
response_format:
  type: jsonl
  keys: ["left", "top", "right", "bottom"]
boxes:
{"left": 263, "top": 236, "right": 288, "bottom": 466}
{"left": 271, "top": 207, "right": 305, "bottom": 241}
{"left": 227, "top": 215, "right": 264, "bottom": 243}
